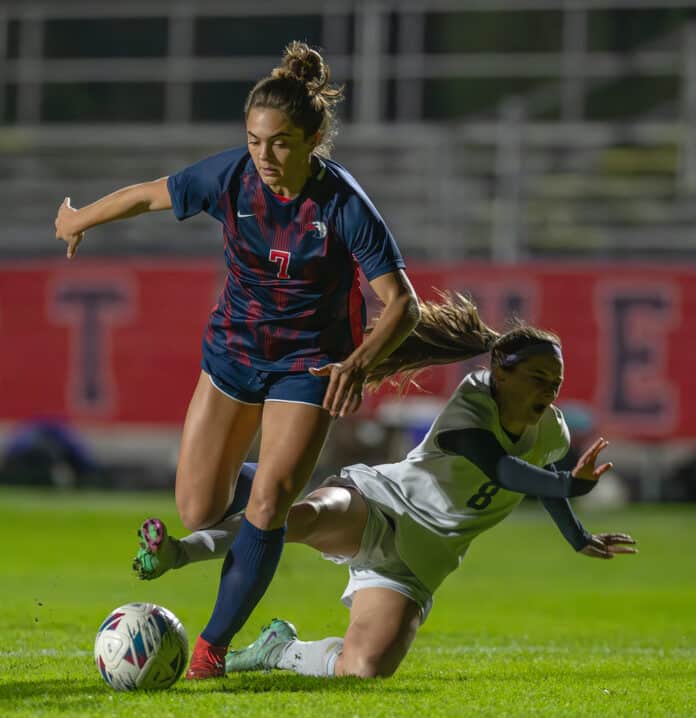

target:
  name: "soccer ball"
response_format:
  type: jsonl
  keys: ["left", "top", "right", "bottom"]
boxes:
{"left": 94, "top": 602, "right": 188, "bottom": 691}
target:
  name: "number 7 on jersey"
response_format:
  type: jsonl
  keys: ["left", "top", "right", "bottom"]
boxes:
{"left": 269, "top": 249, "right": 291, "bottom": 279}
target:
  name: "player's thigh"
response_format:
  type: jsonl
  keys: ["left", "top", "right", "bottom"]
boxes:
{"left": 245, "top": 400, "right": 332, "bottom": 528}
{"left": 287, "top": 486, "right": 369, "bottom": 557}
{"left": 337, "top": 587, "right": 421, "bottom": 678}
{"left": 176, "top": 371, "right": 263, "bottom": 529}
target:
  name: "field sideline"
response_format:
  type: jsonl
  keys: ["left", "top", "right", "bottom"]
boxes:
{"left": 1, "top": 488, "right": 694, "bottom": 717}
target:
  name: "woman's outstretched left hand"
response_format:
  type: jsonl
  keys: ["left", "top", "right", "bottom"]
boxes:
{"left": 571, "top": 437, "right": 613, "bottom": 482}
{"left": 580, "top": 532, "right": 638, "bottom": 559}
{"left": 309, "top": 362, "right": 365, "bottom": 417}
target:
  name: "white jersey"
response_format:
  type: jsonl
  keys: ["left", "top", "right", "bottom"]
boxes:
{"left": 342, "top": 369, "right": 570, "bottom": 593}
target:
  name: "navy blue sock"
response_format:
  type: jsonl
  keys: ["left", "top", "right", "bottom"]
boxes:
{"left": 224, "top": 462, "right": 257, "bottom": 518}
{"left": 201, "top": 516, "right": 286, "bottom": 647}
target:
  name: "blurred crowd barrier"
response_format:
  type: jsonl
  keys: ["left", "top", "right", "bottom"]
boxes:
{"left": 3, "top": 2, "right": 696, "bottom": 500}
{"left": 3, "top": 2, "right": 696, "bottom": 261}
{"left": 1, "top": 258, "right": 694, "bottom": 501}
{"left": 3, "top": 125, "right": 696, "bottom": 263}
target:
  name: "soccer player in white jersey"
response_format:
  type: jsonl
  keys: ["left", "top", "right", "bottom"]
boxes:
{"left": 133, "top": 292, "right": 637, "bottom": 680}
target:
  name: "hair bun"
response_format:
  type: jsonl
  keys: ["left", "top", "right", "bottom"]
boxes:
{"left": 278, "top": 41, "right": 326, "bottom": 92}
{"left": 248, "top": 41, "right": 344, "bottom": 157}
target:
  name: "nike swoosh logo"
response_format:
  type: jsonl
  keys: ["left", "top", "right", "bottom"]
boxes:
{"left": 237, "top": 211, "right": 255, "bottom": 218}
{"left": 262, "top": 631, "right": 278, "bottom": 647}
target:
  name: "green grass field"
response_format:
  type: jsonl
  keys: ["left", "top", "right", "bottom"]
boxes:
{"left": 1, "top": 487, "right": 694, "bottom": 717}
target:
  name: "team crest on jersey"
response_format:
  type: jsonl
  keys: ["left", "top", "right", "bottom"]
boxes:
{"left": 306, "top": 221, "right": 328, "bottom": 239}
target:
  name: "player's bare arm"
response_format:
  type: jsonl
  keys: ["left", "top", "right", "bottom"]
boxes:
{"left": 54, "top": 176, "right": 171, "bottom": 259}
{"left": 310, "top": 269, "right": 420, "bottom": 417}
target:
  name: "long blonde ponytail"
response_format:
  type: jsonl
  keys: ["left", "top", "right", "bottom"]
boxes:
{"left": 365, "top": 291, "right": 499, "bottom": 391}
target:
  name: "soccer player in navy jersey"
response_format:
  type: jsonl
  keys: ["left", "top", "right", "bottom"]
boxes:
{"left": 54, "top": 41, "right": 420, "bottom": 678}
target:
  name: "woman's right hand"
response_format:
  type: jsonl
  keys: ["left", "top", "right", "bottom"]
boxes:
{"left": 580, "top": 532, "right": 637, "bottom": 559}
{"left": 55, "top": 197, "right": 84, "bottom": 259}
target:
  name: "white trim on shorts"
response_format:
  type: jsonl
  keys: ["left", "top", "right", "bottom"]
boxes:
{"left": 264, "top": 398, "right": 325, "bottom": 408}
{"left": 205, "top": 371, "right": 324, "bottom": 408}
{"left": 340, "top": 571, "right": 433, "bottom": 624}
{"left": 205, "top": 371, "right": 263, "bottom": 405}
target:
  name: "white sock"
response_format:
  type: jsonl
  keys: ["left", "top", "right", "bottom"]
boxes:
{"left": 176, "top": 511, "right": 244, "bottom": 567}
{"left": 275, "top": 637, "right": 344, "bottom": 677}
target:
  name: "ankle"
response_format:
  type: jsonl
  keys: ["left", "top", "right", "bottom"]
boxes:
{"left": 195, "top": 634, "right": 227, "bottom": 655}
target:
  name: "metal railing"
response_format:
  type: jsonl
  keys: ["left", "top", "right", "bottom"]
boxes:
{"left": 1, "top": 0, "right": 695, "bottom": 259}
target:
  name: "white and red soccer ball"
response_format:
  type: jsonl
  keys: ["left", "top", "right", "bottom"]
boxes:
{"left": 94, "top": 602, "right": 188, "bottom": 691}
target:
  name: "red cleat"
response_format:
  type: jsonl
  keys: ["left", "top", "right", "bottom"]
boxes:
{"left": 185, "top": 635, "right": 227, "bottom": 680}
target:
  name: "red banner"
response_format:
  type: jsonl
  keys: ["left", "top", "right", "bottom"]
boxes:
{"left": 0, "top": 259, "right": 691, "bottom": 439}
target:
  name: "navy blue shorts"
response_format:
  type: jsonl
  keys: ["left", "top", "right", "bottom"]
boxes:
{"left": 201, "top": 355, "right": 329, "bottom": 407}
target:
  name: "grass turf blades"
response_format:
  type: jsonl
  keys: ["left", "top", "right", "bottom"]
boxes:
{"left": 0, "top": 488, "right": 694, "bottom": 717}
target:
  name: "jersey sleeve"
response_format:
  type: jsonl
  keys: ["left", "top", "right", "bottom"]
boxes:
{"left": 541, "top": 495, "right": 592, "bottom": 550}
{"left": 167, "top": 148, "right": 247, "bottom": 221}
{"left": 336, "top": 192, "right": 405, "bottom": 281}
{"left": 436, "top": 427, "right": 597, "bottom": 498}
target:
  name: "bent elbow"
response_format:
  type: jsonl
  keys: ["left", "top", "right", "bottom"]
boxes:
{"left": 402, "top": 292, "right": 421, "bottom": 330}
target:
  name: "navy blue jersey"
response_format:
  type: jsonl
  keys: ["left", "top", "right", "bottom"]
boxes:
{"left": 168, "top": 148, "right": 405, "bottom": 371}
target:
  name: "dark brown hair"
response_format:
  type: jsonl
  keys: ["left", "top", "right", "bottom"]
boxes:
{"left": 365, "top": 292, "right": 561, "bottom": 391}
{"left": 490, "top": 324, "right": 561, "bottom": 369}
{"left": 245, "top": 41, "right": 344, "bottom": 158}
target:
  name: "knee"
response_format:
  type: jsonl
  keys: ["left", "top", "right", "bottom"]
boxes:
{"left": 337, "top": 649, "right": 398, "bottom": 679}
{"left": 246, "top": 483, "right": 296, "bottom": 529}
{"left": 177, "top": 500, "right": 221, "bottom": 532}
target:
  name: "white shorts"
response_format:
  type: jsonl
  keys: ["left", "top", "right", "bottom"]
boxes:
{"left": 320, "top": 476, "right": 434, "bottom": 624}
